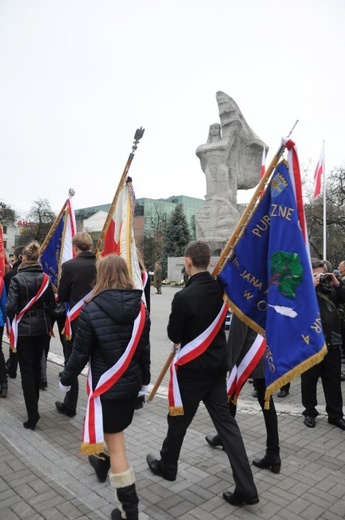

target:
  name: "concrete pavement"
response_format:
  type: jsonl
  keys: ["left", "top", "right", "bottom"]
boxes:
{"left": 1, "top": 285, "right": 345, "bottom": 519}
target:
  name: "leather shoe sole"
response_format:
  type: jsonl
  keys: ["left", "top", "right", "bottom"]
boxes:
{"left": 223, "top": 491, "right": 259, "bottom": 506}
{"left": 328, "top": 418, "right": 345, "bottom": 430}
{"left": 146, "top": 454, "right": 176, "bottom": 481}
{"left": 55, "top": 401, "right": 76, "bottom": 418}
{"left": 304, "top": 416, "right": 315, "bottom": 428}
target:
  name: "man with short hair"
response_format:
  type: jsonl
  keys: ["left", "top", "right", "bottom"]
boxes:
{"left": 55, "top": 232, "right": 96, "bottom": 417}
{"left": 146, "top": 240, "right": 258, "bottom": 507}
{"left": 302, "top": 258, "right": 345, "bottom": 430}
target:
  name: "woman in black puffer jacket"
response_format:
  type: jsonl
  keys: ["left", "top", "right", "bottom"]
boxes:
{"left": 6, "top": 241, "right": 56, "bottom": 430}
{"left": 60, "top": 254, "right": 150, "bottom": 520}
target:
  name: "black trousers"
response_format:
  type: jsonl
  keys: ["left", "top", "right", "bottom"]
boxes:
{"left": 301, "top": 346, "right": 343, "bottom": 420}
{"left": 217, "top": 378, "right": 279, "bottom": 457}
{"left": 62, "top": 339, "right": 78, "bottom": 412}
{"left": 160, "top": 375, "right": 257, "bottom": 498}
{"left": 255, "top": 378, "right": 279, "bottom": 456}
{"left": 17, "top": 335, "right": 48, "bottom": 420}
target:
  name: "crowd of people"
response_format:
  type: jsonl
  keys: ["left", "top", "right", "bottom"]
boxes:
{"left": 1, "top": 237, "right": 345, "bottom": 519}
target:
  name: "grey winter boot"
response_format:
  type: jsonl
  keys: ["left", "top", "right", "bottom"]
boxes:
{"left": 109, "top": 467, "right": 138, "bottom": 520}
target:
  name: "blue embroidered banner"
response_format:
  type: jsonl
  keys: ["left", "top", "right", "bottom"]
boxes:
{"left": 218, "top": 161, "right": 326, "bottom": 395}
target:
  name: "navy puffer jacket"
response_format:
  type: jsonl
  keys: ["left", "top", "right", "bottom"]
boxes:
{"left": 60, "top": 288, "right": 151, "bottom": 401}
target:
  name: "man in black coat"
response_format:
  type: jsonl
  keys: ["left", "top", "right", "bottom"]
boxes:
{"left": 55, "top": 232, "right": 96, "bottom": 417}
{"left": 146, "top": 241, "right": 258, "bottom": 507}
{"left": 302, "top": 258, "right": 345, "bottom": 430}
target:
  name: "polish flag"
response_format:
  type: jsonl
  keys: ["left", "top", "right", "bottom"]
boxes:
{"left": 313, "top": 148, "right": 324, "bottom": 199}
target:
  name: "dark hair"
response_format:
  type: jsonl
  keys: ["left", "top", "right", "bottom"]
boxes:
{"left": 184, "top": 241, "right": 210, "bottom": 269}
{"left": 14, "top": 246, "right": 24, "bottom": 260}
{"left": 311, "top": 258, "right": 324, "bottom": 269}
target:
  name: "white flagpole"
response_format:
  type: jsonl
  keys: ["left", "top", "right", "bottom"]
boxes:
{"left": 322, "top": 140, "right": 326, "bottom": 259}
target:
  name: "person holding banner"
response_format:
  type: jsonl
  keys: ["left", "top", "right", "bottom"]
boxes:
{"left": 55, "top": 231, "right": 97, "bottom": 418}
{"left": 6, "top": 241, "right": 55, "bottom": 429}
{"left": 146, "top": 241, "right": 259, "bottom": 507}
{"left": 59, "top": 254, "right": 150, "bottom": 520}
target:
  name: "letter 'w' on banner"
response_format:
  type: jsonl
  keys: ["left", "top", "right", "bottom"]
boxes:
{"left": 217, "top": 159, "right": 327, "bottom": 406}
{"left": 313, "top": 145, "right": 324, "bottom": 199}
{"left": 40, "top": 190, "right": 76, "bottom": 291}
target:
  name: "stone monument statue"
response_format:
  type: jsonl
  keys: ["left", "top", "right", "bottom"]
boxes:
{"left": 195, "top": 91, "right": 268, "bottom": 254}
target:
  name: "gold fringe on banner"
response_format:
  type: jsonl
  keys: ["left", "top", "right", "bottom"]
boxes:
{"left": 80, "top": 441, "right": 105, "bottom": 456}
{"left": 169, "top": 406, "right": 184, "bottom": 416}
{"left": 264, "top": 343, "right": 328, "bottom": 409}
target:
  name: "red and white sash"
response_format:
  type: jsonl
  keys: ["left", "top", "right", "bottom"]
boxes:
{"left": 226, "top": 333, "right": 266, "bottom": 402}
{"left": 80, "top": 302, "right": 146, "bottom": 455}
{"left": 9, "top": 274, "right": 50, "bottom": 352}
{"left": 63, "top": 290, "right": 93, "bottom": 340}
{"left": 168, "top": 302, "right": 228, "bottom": 416}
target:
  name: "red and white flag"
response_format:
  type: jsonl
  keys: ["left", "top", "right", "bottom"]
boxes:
{"left": 102, "top": 179, "right": 142, "bottom": 290}
{"left": 313, "top": 147, "right": 324, "bottom": 199}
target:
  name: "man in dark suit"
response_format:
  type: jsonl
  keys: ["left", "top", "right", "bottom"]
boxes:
{"left": 146, "top": 241, "right": 258, "bottom": 507}
{"left": 55, "top": 232, "right": 96, "bottom": 417}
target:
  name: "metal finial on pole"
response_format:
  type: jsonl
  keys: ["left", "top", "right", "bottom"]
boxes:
{"left": 68, "top": 188, "right": 75, "bottom": 198}
{"left": 94, "top": 127, "right": 145, "bottom": 254}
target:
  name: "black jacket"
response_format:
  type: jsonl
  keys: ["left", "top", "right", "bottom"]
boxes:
{"left": 58, "top": 251, "right": 97, "bottom": 309}
{"left": 316, "top": 283, "right": 345, "bottom": 348}
{"left": 6, "top": 262, "right": 56, "bottom": 336}
{"left": 60, "top": 288, "right": 151, "bottom": 400}
{"left": 167, "top": 271, "right": 227, "bottom": 377}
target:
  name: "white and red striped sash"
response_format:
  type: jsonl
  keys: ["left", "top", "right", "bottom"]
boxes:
{"left": 80, "top": 302, "right": 146, "bottom": 455}
{"left": 226, "top": 334, "right": 266, "bottom": 402}
{"left": 63, "top": 290, "right": 93, "bottom": 340}
{"left": 168, "top": 302, "right": 228, "bottom": 415}
{"left": 9, "top": 274, "right": 50, "bottom": 352}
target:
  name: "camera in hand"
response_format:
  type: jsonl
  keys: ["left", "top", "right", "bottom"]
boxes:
{"left": 317, "top": 273, "right": 333, "bottom": 295}
{"left": 319, "top": 274, "right": 332, "bottom": 284}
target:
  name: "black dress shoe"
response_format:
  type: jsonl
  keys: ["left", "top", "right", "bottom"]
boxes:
{"left": 55, "top": 401, "right": 76, "bottom": 417}
{"left": 328, "top": 418, "right": 345, "bottom": 430}
{"left": 23, "top": 413, "right": 40, "bottom": 430}
{"left": 252, "top": 454, "right": 281, "bottom": 474}
{"left": 205, "top": 434, "right": 223, "bottom": 449}
{"left": 304, "top": 415, "right": 315, "bottom": 428}
{"left": 88, "top": 453, "right": 111, "bottom": 482}
{"left": 146, "top": 454, "right": 176, "bottom": 481}
{"left": 223, "top": 490, "right": 259, "bottom": 506}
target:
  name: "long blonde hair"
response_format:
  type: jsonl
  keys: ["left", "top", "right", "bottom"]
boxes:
{"left": 92, "top": 254, "right": 134, "bottom": 298}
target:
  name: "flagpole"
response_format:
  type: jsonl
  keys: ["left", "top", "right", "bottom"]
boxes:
{"left": 322, "top": 140, "right": 326, "bottom": 259}
{"left": 40, "top": 188, "right": 75, "bottom": 254}
{"left": 94, "top": 127, "right": 145, "bottom": 255}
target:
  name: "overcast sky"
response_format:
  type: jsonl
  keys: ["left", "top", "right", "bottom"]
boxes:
{"left": 1, "top": 0, "right": 344, "bottom": 218}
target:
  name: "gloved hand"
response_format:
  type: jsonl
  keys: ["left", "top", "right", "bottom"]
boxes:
{"left": 138, "top": 385, "right": 149, "bottom": 397}
{"left": 59, "top": 381, "right": 71, "bottom": 393}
